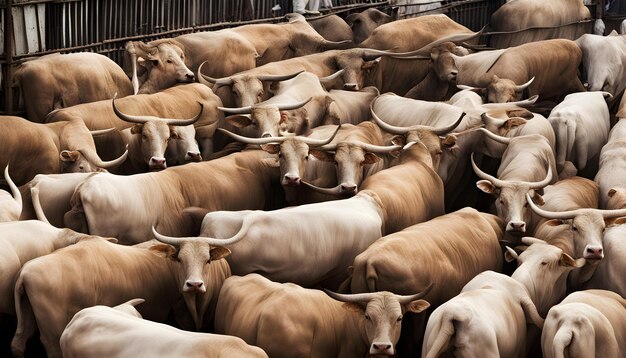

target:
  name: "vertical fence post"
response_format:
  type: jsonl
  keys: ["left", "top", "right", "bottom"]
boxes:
{"left": 5, "top": 0, "right": 14, "bottom": 114}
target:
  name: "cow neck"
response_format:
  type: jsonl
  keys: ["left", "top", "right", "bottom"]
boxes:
{"left": 336, "top": 306, "right": 369, "bottom": 357}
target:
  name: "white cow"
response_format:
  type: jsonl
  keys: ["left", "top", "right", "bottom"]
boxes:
{"left": 60, "top": 299, "right": 268, "bottom": 358}
{"left": 547, "top": 92, "right": 610, "bottom": 175}
{"left": 542, "top": 290, "right": 626, "bottom": 358}
{"left": 576, "top": 33, "right": 626, "bottom": 97}
{"left": 581, "top": 222, "right": 626, "bottom": 297}
{"left": 595, "top": 114, "right": 626, "bottom": 209}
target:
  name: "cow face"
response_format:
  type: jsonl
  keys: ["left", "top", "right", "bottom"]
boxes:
{"left": 397, "top": 130, "right": 452, "bottom": 172}
{"left": 431, "top": 46, "right": 458, "bottom": 82}
{"left": 486, "top": 77, "right": 520, "bottom": 103}
{"left": 261, "top": 139, "right": 309, "bottom": 187}
{"left": 335, "top": 52, "right": 380, "bottom": 91}
{"left": 139, "top": 44, "right": 195, "bottom": 94}
{"left": 607, "top": 188, "right": 626, "bottom": 210}
{"left": 541, "top": 213, "right": 607, "bottom": 260}
{"left": 478, "top": 182, "right": 542, "bottom": 234}
{"left": 60, "top": 150, "right": 103, "bottom": 173}
{"left": 346, "top": 9, "right": 392, "bottom": 44}
{"left": 131, "top": 121, "right": 171, "bottom": 171}
{"left": 166, "top": 125, "right": 202, "bottom": 166}
{"left": 226, "top": 107, "right": 281, "bottom": 138}
{"left": 231, "top": 76, "right": 266, "bottom": 108}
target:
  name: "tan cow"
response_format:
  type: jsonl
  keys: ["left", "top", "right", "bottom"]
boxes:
{"left": 215, "top": 274, "right": 430, "bottom": 357}
{"left": 60, "top": 299, "right": 268, "bottom": 358}
{"left": 423, "top": 238, "right": 585, "bottom": 358}
{"left": 11, "top": 236, "right": 231, "bottom": 357}
{"left": 472, "top": 129, "right": 557, "bottom": 235}
{"left": 595, "top": 109, "right": 626, "bottom": 209}
{"left": 64, "top": 150, "right": 281, "bottom": 244}
{"left": 0, "top": 116, "right": 126, "bottom": 186}
{"left": 0, "top": 166, "right": 22, "bottom": 222}
{"left": 13, "top": 52, "right": 133, "bottom": 122}
{"left": 542, "top": 290, "right": 626, "bottom": 358}
{"left": 580, "top": 222, "right": 626, "bottom": 297}
{"left": 345, "top": 8, "right": 393, "bottom": 44}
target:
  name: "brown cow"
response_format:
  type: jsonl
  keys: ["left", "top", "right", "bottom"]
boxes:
{"left": 308, "top": 14, "right": 353, "bottom": 42}
{"left": 346, "top": 8, "right": 393, "bottom": 44}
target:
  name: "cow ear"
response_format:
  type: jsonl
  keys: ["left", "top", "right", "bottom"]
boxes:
{"left": 544, "top": 219, "right": 565, "bottom": 227}
{"left": 504, "top": 246, "right": 519, "bottom": 263}
{"left": 261, "top": 157, "right": 280, "bottom": 168}
{"left": 260, "top": 143, "right": 280, "bottom": 154}
{"left": 506, "top": 109, "right": 533, "bottom": 119}
{"left": 130, "top": 124, "right": 143, "bottom": 134}
{"left": 362, "top": 57, "right": 381, "bottom": 70}
{"left": 342, "top": 302, "right": 364, "bottom": 313}
{"left": 225, "top": 115, "right": 253, "bottom": 128}
{"left": 532, "top": 192, "right": 545, "bottom": 206}
{"left": 560, "top": 252, "right": 585, "bottom": 268}
{"left": 149, "top": 244, "right": 177, "bottom": 259}
{"left": 608, "top": 188, "right": 618, "bottom": 198}
{"left": 60, "top": 150, "right": 80, "bottom": 162}
{"left": 611, "top": 216, "right": 626, "bottom": 225}
{"left": 105, "top": 237, "right": 118, "bottom": 243}
{"left": 476, "top": 180, "right": 496, "bottom": 194}
{"left": 430, "top": 48, "right": 440, "bottom": 62}
{"left": 404, "top": 299, "right": 430, "bottom": 314}
{"left": 309, "top": 150, "right": 335, "bottom": 162}
{"left": 279, "top": 111, "right": 289, "bottom": 125}
{"left": 363, "top": 153, "right": 382, "bottom": 165}
{"left": 210, "top": 246, "right": 231, "bottom": 261}
{"left": 391, "top": 135, "right": 406, "bottom": 147}
{"left": 502, "top": 118, "right": 527, "bottom": 130}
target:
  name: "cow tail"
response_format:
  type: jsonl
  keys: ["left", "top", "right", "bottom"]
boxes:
{"left": 555, "top": 119, "right": 569, "bottom": 169}
{"left": 11, "top": 274, "right": 36, "bottom": 358}
{"left": 423, "top": 311, "right": 459, "bottom": 358}
{"left": 552, "top": 326, "right": 573, "bottom": 358}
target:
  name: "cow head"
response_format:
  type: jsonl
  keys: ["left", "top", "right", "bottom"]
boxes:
{"left": 325, "top": 287, "right": 431, "bottom": 356}
{"left": 526, "top": 193, "right": 626, "bottom": 260}
{"left": 166, "top": 125, "right": 202, "bottom": 165}
{"left": 430, "top": 42, "right": 461, "bottom": 82}
{"left": 506, "top": 237, "right": 585, "bottom": 314}
{"left": 60, "top": 121, "right": 128, "bottom": 173}
{"left": 218, "top": 97, "right": 311, "bottom": 138}
{"left": 345, "top": 8, "right": 393, "bottom": 44}
{"left": 471, "top": 152, "right": 553, "bottom": 234}
{"left": 371, "top": 103, "right": 464, "bottom": 171}
{"left": 197, "top": 61, "right": 304, "bottom": 107}
{"left": 459, "top": 75, "right": 534, "bottom": 103}
{"left": 126, "top": 40, "right": 195, "bottom": 94}
{"left": 112, "top": 94, "right": 202, "bottom": 171}
{"left": 607, "top": 187, "right": 626, "bottom": 210}
{"left": 217, "top": 126, "right": 341, "bottom": 187}
{"left": 334, "top": 50, "right": 383, "bottom": 91}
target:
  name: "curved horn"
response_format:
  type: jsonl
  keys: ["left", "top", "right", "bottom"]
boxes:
{"left": 370, "top": 102, "right": 409, "bottom": 135}
{"left": 90, "top": 128, "right": 117, "bottom": 136}
{"left": 597, "top": 207, "right": 626, "bottom": 219}
{"left": 319, "top": 69, "right": 345, "bottom": 84}
{"left": 113, "top": 93, "right": 203, "bottom": 126}
{"left": 217, "top": 128, "right": 288, "bottom": 145}
{"left": 457, "top": 84, "right": 484, "bottom": 91}
{"left": 112, "top": 93, "right": 147, "bottom": 124}
{"left": 276, "top": 97, "right": 312, "bottom": 111}
{"left": 432, "top": 112, "right": 465, "bottom": 135}
{"left": 298, "top": 125, "right": 341, "bottom": 146}
{"left": 479, "top": 128, "right": 511, "bottom": 145}
{"left": 359, "top": 142, "right": 402, "bottom": 154}
{"left": 217, "top": 104, "right": 253, "bottom": 115}
{"left": 30, "top": 186, "right": 49, "bottom": 225}
{"left": 315, "top": 142, "right": 338, "bottom": 152}
{"left": 301, "top": 181, "right": 344, "bottom": 196}
{"left": 152, "top": 226, "right": 185, "bottom": 246}
{"left": 390, "top": 27, "right": 486, "bottom": 58}
{"left": 471, "top": 152, "right": 506, "bottom": 187}
{"left": 4, "top": 165, "right": 21, "bottom": 216}
{"left": 482, "top": 95, "right": 539, "bottom": 110}
{"left": 525, "top": 192, "right": 578, "bottom": 220}
{"left": 480, "top": 112, "right": 505, "bottom": 125}
{"left": 321, "top": 39, "right": 353, "bottom": 50}
{"left": 514, "top": 77, "right": 535, "bottom": 92}
{"left": 89, "top": 148, "right": 129, "bottom": 169}
{"left": 324, "top": 289, "right": 377, "bottom": 303}
{"left": 521, "top": 236, "right": 547, "bottom": 246}
{"left": 162, "top": 103, "right": 203, "bottom": 126}
{"left": 257, "top": 70, "right": 304, "bottom": 82}
{"left": 526, "top": 166, "right": 553, "bottom": 190}
{"left": 197, "top": 61, "right": 233, "bottom": 87}
{"left": 396, "top": 283, "right": 433, "bottom": 304}
{"left": 153, "top": 213, "right": 256, "bottom": 246}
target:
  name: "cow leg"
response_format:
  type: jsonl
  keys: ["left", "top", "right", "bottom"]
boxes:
{"left": 11, "top": 281, "right": 35, "bottom": 358}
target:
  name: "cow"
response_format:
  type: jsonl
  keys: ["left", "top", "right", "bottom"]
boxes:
{"left": 345, "top": 8, "right": 393, "bottom": 44}
{"left": 0, "top": 166, "right": 21, "bottom": 222}
{"left": 547, "top": 92, "right": 610, "bottom": 176}
{"left": 489, "top": 0, "right": 591, "bottom": 48}
{"left": 542, "top": 290, "right": 626, "bottom": 358}
{"left": 215, "top": 274, "right": 430, "bottom": 357}
{"left": 308, "top": 14, "right": 353, "bottom": 42}
{"left": 0, "top": 116, "right": 127, "bottom": 186}
{"left": 471, "top": 129, "right": 557, "bottom": 236}
{"left": 595, "top": 104, "right": 626, "bottom": 209}
{"left": 60, "top": 299, "right": 268, "bottom": 358}
{"left": 11, "top": 234, "right": 232, "bottom": 357}
{"left": 457, "top": 39, "right": 585, "bottom": 103}
{"left": 579, "top": 221, "right": 626, "bottom": 296}
{"left": 423, "top": 238, "right": 585, "bottom": 358}
{"left": 12, "top": 52, "right": 133, "bottom": 122}
{"left": 63, "top": 150, "right": 281, "bottom": 244}
{"left": 111, "top": 94, "right": 202, "bottom": 172}
{"left": 198, "top": 49, "right": 391, "bottom": 108}
{"left": 46, "top": 84, "right": 222, "bottom": 162}
{"left": 0, "top": 218, "right": 98, "bottom": 317}
{"left": 360, "top": 14, "right": 481, "bottom": 95}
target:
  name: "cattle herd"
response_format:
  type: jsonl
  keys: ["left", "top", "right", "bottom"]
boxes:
{"left": 2, "top": 0, "right": 626, "bottom": 357}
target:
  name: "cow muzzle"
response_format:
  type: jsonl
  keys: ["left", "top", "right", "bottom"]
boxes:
{"left": 185, "top": 151, "right": 202, "bottom": 162}
{"left": 184, "top": 280, "right": 206, "bottom": 293}
{"left": 583, "top": 245, "right": 604, "bottom": 260}
{"left": 370, "top": 342, "right": 394, "bottom": 356}
{"left": 283, "top": 174, "right": 301, "bottom": 186}
{"left": 339, "top": 183, "right": 358, "bottom": 195}
{"left": 343, "top": 83, "right": 358, "bottom": 91}
{"left": 149, "top": 157, "right": 167, "bottom": 171}
{"left": 507, "top": 221, "right": 526, "bottom": 233}
{"left": 182, "top": 71, "right": 195, "bottom": 82}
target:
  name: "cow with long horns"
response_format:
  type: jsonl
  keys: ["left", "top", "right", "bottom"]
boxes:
{"left": 214, "top": 274, "right": 431, "bottom": 357}
{"left": 471, "top": 129, "right": 557, "bottom": 237}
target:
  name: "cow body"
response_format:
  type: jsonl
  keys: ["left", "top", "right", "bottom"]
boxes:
{"left": 576, "top": 33, "right": 626, "bottom": 97}
{"left": 595, "top": 116, "right": 626, "bottom": 209}
{"left": 308, "top": 15, "right": 353, "bottom": 42}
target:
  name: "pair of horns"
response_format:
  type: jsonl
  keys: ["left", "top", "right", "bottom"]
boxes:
{"left": 112, "top": 93, "right": 203, "bottom": 126}
{"left": 217, "top": 125, "right": 341, "bottom": 146}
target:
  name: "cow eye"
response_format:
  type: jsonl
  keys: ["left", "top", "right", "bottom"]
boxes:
{"left": 396, "top": 315, "right": 402, "bottom": 322}
{"left": 152, "top": 60, "right": 159, "bottom": 66}
{"left": 541, "top": 262, "right": 547, "bottom": 266}
{"left": 334, "top": 161, "right": 338, "bottom": 166}
{"left": 602, "top": 227, "right": 606, "bottom": 232}
{"left": 305, "top": 155, "right": 309, "bottom": 160}
{"left": 499, "top": 200, "right": 504, "bottom": 205}
{"left": 278, "top": 153, "right": 282, "bottom": 159}
{"left": 572, "top": 226, "right": 578, "bottom": 232}
{"left": 364, "top": 314, "right": 371, "bottom": 320}
{"left": 166, "top": 59, "right": 172, "bottom": 64}
{"left": 142, "top": 134, "right": 147, "bottom": 141}
{"left": 170, "top": 132, "right": 178, "bottom": 140}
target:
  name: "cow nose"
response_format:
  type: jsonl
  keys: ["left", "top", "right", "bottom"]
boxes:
{"left": 149, "top": 157, "right": 167, "bottom": 170}
{"left": 284, "top": 175, "right": 301, "bottom": 186}
{"left": 186, "top": 151, "right": 202, "bottom": 162}
{"left": 186, "top": 73, "right": 195, "bottom": 81}
{"left": 261, "top": 132, "right": 272, "bottom": 138}
{"left": 370, "top": 342, "right": 393, "bottom": 355}
{"left": 584, "top": 246, "right": 604, "bottom": 259}
{"left": 507, "top": 221, "right": 526, "bottom": 232}
{"left": 185, "top": 280, "right": 206, "bottom": 293}
{"left": 340, "top": 183, "right": 357, "bottom": 194}
{"left": 343, "top": 83, "right": 358, "bottom": 91}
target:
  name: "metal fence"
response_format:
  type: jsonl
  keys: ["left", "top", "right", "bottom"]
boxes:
{"left": 0, "top": 0, "right": 561, "bottom": 114}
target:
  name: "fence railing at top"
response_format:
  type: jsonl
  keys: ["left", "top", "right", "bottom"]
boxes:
{"left": 0, "top": 0, "right": 535, "bottom": 114}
